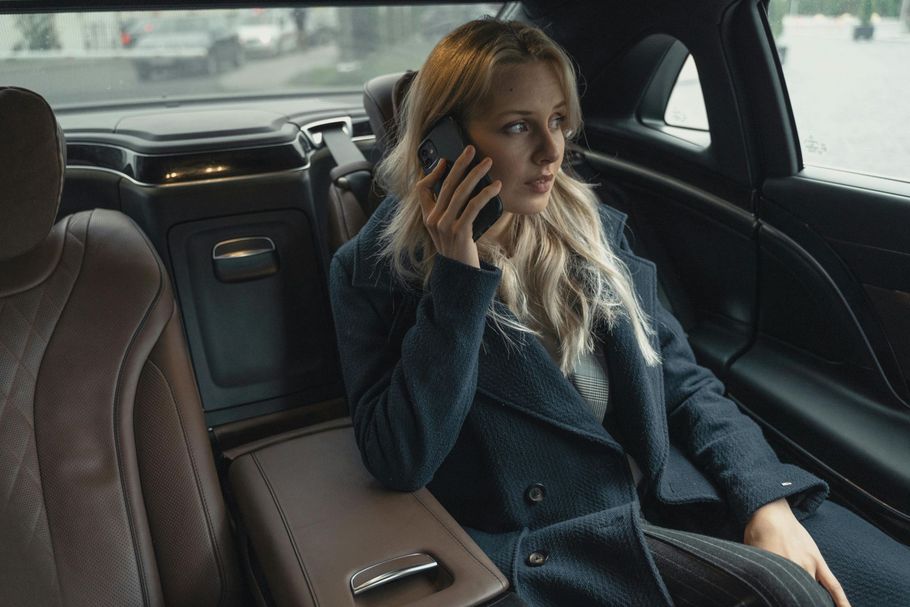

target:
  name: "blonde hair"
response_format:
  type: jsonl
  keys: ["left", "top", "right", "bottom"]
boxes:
{"left": 376, "top": 18, "right": 660, "bottom": 372}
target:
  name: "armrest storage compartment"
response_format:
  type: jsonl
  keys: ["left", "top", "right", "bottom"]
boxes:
{"left": 229, "top": 419, "right": 510, "bottom": 606}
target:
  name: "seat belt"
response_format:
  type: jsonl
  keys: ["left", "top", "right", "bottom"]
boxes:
{"left": 322, "top": 126, "right": 368, "bottom": 166}
{"left": 321, "top": 125, "right": 375, "bottom": 217}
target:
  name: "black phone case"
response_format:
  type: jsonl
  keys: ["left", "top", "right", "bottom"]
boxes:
{"left": 417, "top": 116, "right": 503, "bottom": 241}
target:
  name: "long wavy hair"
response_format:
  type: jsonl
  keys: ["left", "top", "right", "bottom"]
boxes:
{"left": 376, "top": 18, "right": 660, "bottom": 372}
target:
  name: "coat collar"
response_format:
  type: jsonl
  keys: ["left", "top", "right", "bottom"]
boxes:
{"left": 473, "top": 304, "right": 626, "bottom": 454}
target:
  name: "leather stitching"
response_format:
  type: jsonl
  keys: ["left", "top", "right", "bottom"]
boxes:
{"left": 147, "top": 329, "right": 231, "bottom": 607}
{"left": 127, "top": 209, "right": 235, "bottom": 606}
{"left": 250, "top": 451, "right": 321, "bottom": 607}
{"left": 30, "top": 213, "right": 83, "bottom": 605}
{"left": 411, "top": 491, "right": 508, "bottom": 591}
{"left": 109, "top": 208, "right": 166, "bottom": 607}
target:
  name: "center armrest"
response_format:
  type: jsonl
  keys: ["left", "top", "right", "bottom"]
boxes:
{"left": 228, "top": 418, "right": 510, "bottom": 607}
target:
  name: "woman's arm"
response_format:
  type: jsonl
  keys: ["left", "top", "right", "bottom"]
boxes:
{"left": 612, "top": 227, "right": 846, "bottom": 602}
{"left": 330, "top": 252, "right": 500, "bottom": 491}
{"left": 331, "top": 146, "right": 504, "bottom": 491}
{"left": 653, "top": 294, "right": 829, "bottom": 522}
{"left": 608, "top": 229, "right": 828, "bottom": 523}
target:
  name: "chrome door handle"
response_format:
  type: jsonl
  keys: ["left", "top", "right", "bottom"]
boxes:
{"left": 211, "top": 236, "right": 279, "bottom": 282}
{"left": 212, "top": 236, "right": 276, "bottom": 260}
{"left": 350, "top": 552, "right": 438, "bottom": 596}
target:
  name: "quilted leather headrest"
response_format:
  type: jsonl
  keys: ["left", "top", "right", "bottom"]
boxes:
{"left": 362, "top": 71, "right": 417, "bottom": 156}
{"left": 0, "top": 87, "right": 65, "bottom": 261}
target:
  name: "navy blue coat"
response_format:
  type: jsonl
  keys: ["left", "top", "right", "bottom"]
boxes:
{"left": 329, "top": 197, "right": 829, "bottom": 606}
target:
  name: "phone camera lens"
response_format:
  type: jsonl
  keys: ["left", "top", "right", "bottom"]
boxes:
{"left": 419, "top": 142, "right": 437, "bottom": 169}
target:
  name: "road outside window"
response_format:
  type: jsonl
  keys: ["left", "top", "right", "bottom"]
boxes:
{"left": 0, "top": 5, "right": 501, "bottom": 107}
{"left": 664, "top": 0, "right": 910, "bottom": 184}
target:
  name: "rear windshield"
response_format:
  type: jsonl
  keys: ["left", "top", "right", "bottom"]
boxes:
{"left": 0, "top": 4, "right": 503, "bottom": 108}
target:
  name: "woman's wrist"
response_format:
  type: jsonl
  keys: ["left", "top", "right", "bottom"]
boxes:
{"left": 751, "top": 498, "right": 790, "bottom": 519}
{"left": 745, "top": 498, "right": 792, "bottom": 540}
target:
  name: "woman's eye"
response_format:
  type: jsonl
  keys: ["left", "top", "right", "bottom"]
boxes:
{"left": 504, "top": 121, "right": 530, "bottom": 134}
{"left": 549, "top": 115, "right": 566, "bottom": 130}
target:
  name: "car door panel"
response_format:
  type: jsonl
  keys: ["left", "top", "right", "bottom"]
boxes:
{"left": 737, "top": 175, "right": 910, "bottom": 542}
{"left": 565, "top": 0, "right": 910, "bottom": 544}
{"left": 727, "top": 1, "right": 910, "bottom": 540}
{"left": 582, "top": 144, "right": 758, "bottom": 383}
{"left": 167, "top": 209, "right": 339, "bottom": 426}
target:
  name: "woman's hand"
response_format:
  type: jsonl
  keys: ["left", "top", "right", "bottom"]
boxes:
{"left": 417, "top": 145, "right": 502, "bottom": 269}
{"left": 744, "top": 499, "right": 850, "bottom": 607}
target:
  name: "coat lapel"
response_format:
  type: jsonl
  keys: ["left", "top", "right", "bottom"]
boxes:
{"left": 471, "top": 230, "right": 672, "bottom": 480}
{"left": 603, "top": 248, "right": 669, "bottom": 485}
{"left": 473, "top": 304, "right": 625, "bottom": 455}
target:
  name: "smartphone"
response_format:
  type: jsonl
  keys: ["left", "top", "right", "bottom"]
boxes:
{"left": 417, "top": 115, "right": 503, "bottom": 241}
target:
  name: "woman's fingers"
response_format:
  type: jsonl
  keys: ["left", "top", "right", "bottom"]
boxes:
{"left": 442, "top": 156, "right": 493, "bottom": 225}
{"left": 816, "top": 562, "right": 851, "bottom": 607}
{"left": 418, "top": 160, "right": 447, "bottom": 252}
{"left": 419, "top": 159, "right": 446, "bottom": 238}
{"left": 418, "top": 158, "right": 446, "bottom": 223}
{"left": 438, "top": 155, "right": 493, "bottom": 239}
{"left": 435, "top": 145, "right": 476, "bottom": 216}
{"left": 456, "top": 179, "right": 502, "bottom": 231}
{"left": 415, "top": 145, "right": 489, "bottom": 267}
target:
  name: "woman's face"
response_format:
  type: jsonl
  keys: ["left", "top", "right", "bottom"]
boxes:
{"left": 466, "top": 61, "right": 568, "bottom": 220}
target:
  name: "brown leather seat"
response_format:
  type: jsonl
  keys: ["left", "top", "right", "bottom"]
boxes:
{"left": 0, "top": 87, "right": 242, "bottom": 607}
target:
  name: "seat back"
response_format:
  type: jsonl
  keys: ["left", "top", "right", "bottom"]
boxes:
{"left": 326, "top": 71, "right": 416, "bottom": 251}
{"left": 0, "top": 87, "right": 242, "bottom": 607}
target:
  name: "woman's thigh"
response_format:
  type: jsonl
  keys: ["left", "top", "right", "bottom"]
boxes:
{"left": 800, "top": 500, "right": 910, "bottom": 607}
{"left": 642, "top": 523, "right": 834, "bottom": 607}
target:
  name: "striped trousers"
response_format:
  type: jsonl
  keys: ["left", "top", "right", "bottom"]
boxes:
{"left": 642, "top": 524, "right": 834, "bottom": 607}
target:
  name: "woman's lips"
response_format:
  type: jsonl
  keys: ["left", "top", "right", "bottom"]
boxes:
{"left": 526, "top": 174, "right": 554, "bottom": 194}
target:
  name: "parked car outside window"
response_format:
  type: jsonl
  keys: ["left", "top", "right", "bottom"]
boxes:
{"left": 236, "top": 8, "right": 298, "bottom": 58}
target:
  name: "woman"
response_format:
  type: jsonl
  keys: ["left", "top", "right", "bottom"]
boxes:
{"left": 330, "top": 18, "right": 908, "bottom": 607}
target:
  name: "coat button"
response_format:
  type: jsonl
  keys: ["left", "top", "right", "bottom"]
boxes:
{"left": 527, "top": 551, "right": 549, "bottom": 566}
{"left": 525, "top": 483, "right": 546, "bottom": 504}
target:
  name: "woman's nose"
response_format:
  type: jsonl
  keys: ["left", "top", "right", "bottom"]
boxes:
{"left": 534, "top": 129, "right": 561, "bottom": 165}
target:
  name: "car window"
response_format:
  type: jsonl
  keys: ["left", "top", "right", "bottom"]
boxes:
{"left": 767, "top": 0, "right": 910, "bottom": 183}
{"left": 664, "top": 54, "right": 709, "bottom": 132}
{"left": 0, "top": 4, "right": 502, "bottom": 108}
{"left": 663, "top": 0, "right": 910, "bottom": 183}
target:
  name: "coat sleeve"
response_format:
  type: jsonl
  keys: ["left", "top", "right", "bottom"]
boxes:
{"left": 616, "top": 232, "right": 829, "bottom": 524}
{"left": 329, "top": 250, "right": 501, "bottom": 491}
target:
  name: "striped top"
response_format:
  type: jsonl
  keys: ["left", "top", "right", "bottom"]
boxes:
{"left": 569, "top": 346, "right": 610, "bottom": 423}
{"left": 538, "top": 333, "right": 644, "bottom": 487}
